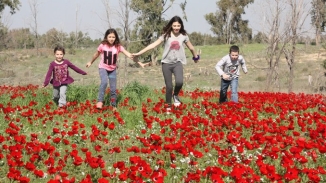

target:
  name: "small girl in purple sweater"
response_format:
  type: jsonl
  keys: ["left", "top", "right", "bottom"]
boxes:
{"left": 43, "top": 46, "right": 87, "bottom": 108}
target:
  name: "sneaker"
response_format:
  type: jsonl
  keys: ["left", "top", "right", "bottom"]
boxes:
{"left": 166, "top": 107, "right": 171, "bottom": 114}
{"left": 173, "top": 95, "right": 181, "bottom": 107}
{"left": 96, "top": 102, "right": 103, "bottom": 109}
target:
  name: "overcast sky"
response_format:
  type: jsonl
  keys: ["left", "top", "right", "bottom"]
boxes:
{"left": 2, "top": 0, "right": 314, "bottom": 40}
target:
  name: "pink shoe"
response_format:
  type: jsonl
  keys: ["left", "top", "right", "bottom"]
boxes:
{"left": 96, "top": 102, "right": 103, "bottom": 109}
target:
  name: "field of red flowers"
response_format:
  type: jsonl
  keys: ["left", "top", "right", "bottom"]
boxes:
{"left": 0, "top": 84, "right": 326, "bottom": 183}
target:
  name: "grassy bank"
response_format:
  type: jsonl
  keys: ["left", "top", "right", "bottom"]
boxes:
{"left": 0, "top": 44, "right": 325, "bottom": 93}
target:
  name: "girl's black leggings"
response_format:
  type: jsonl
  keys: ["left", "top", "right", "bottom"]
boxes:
{"left": 161, "top": 61, "right": 183, "bottom": 105}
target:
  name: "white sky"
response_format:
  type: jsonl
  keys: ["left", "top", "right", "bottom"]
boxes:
{"left": 2, "top": 0, "right": 314, "bottom": 40}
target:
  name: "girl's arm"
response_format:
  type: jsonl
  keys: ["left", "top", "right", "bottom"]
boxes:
{"left": 86, "top": 51, "right": 100, "bottom": 68}
{"left": 133, "top": 39, "right": 163, "bottom": 56}
{"left": 67, "top": 60, "right": 87, "bottom": 75}
{"left": 185, "top": 41, "right": 200, "bottom": 63}
{"left": 121, "top": 49, "right": 147, "bottom": 68}
{"left": 43, "top": 64, "right": 54, "bottom": 87}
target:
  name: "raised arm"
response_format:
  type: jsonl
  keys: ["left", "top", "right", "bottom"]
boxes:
{"left": 133, "top": 39, "right": 163, "bottom": 56}
{"left": 67, "top": 60, "right": 87, "bottom": 75}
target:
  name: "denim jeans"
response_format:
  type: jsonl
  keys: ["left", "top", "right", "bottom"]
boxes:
{"left": 98, "top": 68, "right": 117, "bottom": 106}
{"left": 219, "top": 77, "right": 239, "bottom": 103}
{"left": 53, "top": 84, "right": 67, "bottom": 107}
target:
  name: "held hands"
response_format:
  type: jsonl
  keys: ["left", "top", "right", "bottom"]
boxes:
{"left": 86, "top": 62, "right": 92, "bottom": 68}
{"left": 131, "top": 53, "right": 140, "bottom": 60}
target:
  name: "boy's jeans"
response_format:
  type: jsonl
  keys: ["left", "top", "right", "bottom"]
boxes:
{"left": 98, "top": 68, "right": 117, "bottom": 106}
{"left": 219, "top": 77, "right": 239, "bottom": 103}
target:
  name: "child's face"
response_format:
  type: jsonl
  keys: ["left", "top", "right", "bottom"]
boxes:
{"left": 106, "top": 33, "right": 116, "bottom": 45}
{"left": 54, "top": 51, "right": 64, "bottom": 62}
{"left": 229, "top": 51, "right": 239, "bottom": 61}
{"left": 172, "top": 21, "right": 181, "bottom": 34}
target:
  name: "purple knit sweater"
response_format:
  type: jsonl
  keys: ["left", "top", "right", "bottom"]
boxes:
{"left": 43, "top": 59, "right": 87, "bottom": 87}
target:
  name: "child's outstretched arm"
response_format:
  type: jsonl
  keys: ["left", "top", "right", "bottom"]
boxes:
{"left": 132, "top": 39, "right": 162, "bottom": 57}
{"left": 86, "top": 51, "right": 100, "bottom": 68}
{"left": 67, "top": 60, "right": 87, "bottom": 75}
{"left": 122, "top": 49, "right": 146, "bottom": 68}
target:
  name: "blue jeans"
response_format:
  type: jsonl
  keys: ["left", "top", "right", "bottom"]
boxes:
{"left": 98, "top": 68, "right": 117, "bottom": 106}
{"left": 219, "top": 77, "right": 239, "bottom": 103}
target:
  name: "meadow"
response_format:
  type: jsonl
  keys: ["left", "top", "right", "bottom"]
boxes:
{"left": 1, "top": 43, "right": 325, "bottom": 93}
{"left": 0, "top": 44, "right": 326, "bottom": 182}
{"left": 0, "top": 81, "right": 326, "bottom": 182}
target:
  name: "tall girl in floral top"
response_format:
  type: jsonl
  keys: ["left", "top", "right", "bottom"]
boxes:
{"left": 86, "top": 28, "right": 143, "bottom": 110}
{"left": 43, "top": 46, "right": 87, "bottom": 108}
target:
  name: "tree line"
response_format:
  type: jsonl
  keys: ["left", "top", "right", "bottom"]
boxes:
{"left": 1, "top": 0, "right": 326, "bottom": 92}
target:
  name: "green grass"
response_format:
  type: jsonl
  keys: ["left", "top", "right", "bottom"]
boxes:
{"left": 1, "top": 44, "right": 325, "bottom": 93}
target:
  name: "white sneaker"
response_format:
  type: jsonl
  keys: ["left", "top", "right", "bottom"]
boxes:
{"left": 166, "top": 107, "right": 171, "bottom": 114}
{"left": 173, "top": 95, "right": 181, "bottom": 107}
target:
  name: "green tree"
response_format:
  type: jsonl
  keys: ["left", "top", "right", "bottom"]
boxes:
{"left": 188, "top": 32, "right": 204, "bottom": 46}
{"left": 0, "top": 0, "right": 21, "bottom": 50}
{"left": 0, "top": 0, "right": 21, "bottom": 19}
{"left": 0, "top": 24, "right": 9, "bottom": 50}
{"left": 67, "top": 31, "right": 89, "bottom": 49}
{"left": 310, "top": 0, "right": 326, "bottom": 46}
{"left": 205, "top": 0, "right": 254, "bottom": 44}
{"left": 252, "top": 32, "right": 268, "bottom": 44}
{"left": 43, "top": 28, "right": 68, "bottom": 48}
{"left": 7, "top": 28, "right": 34, "bottom": 49}
{"left": 129, "top": 0, "right": 187, "bottom": 65}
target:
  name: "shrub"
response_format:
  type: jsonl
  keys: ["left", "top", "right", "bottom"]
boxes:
{"left": 120, "top": 81, "right": 153, "bottom": 105}
{"left": 255, "top": 76, "right": 266, "bottom": 81}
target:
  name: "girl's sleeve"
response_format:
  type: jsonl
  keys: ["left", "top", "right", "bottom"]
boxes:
{"left": 67, "top": 60, "right": 87, "bottom": 75}
{"left": 119, "top": 45, "right": 125, "bottom": 53}
{"left": 184, "top": 35, "right": 189, "bottom": 43}
{"left": 43, "top": 63, "right": 54, "bottom": 86}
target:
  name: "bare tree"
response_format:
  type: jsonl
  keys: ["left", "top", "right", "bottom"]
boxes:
{"left": 257, "top": 0, "right": 288, "bottom": 91}
{"left": 74, "top": 5, "right": 80, "bottom": 49}
{"left": 88, "top": 0, "right": 112, "bottom": 38}
{"left": 28, "top": 0, "right": 41, "bottom": 55}
{"left": 114, "top": 0, "right": 136, "bottom": 87}
{"left": 101, "top": 0, "right": 112, "bottom": 28}
{"left": 283, "top": 0, "right": 310, "bottom": 92}
{"left": 257, "top": 0, "right": 310, "bottom": 92}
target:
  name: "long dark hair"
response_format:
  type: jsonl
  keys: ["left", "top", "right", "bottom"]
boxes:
{"left": 101, "top": 28, "right": 121, "bottom": 48}
{"left": 162, "top": 16, "right": 187, "bottom": 41}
